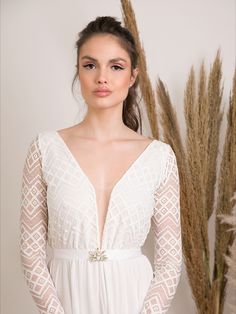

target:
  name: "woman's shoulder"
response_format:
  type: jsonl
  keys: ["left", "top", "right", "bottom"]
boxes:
{"left": 124, "top": 129, "right": 171, "bottom": 153}
{"left": 144, "top": 135, "right": 172, "bottom": 150}
{"left": 30, "top": 129, "right": 58, "bottom": 151}
{"left": 35, "top": 128, "right": 57, "bottom": 139}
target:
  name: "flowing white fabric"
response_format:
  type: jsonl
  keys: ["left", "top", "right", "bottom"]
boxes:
{"left": 19, "top": 130, "right": 182, "bottom": 314}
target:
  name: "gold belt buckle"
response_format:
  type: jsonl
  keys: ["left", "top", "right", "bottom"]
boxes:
{"left": 88, "top": 247, "right": 108, "bottom": 262}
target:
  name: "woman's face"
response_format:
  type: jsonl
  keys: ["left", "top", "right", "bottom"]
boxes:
{"left": 78, "top": 34, "right": 138, "bottom": 110}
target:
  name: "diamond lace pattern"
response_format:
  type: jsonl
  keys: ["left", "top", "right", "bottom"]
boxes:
{"left": 20, "top": 135, "right": 65, "bottom": 314}
{"left": 140, "top": 145, "right": 182, "bottom": 313}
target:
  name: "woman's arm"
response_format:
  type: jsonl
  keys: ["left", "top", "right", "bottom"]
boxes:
{"left": 19, "top": 135, "right": 64, "bottom": 314}
{"left": 141, "top": 145, "right": 183, "bottom": 314}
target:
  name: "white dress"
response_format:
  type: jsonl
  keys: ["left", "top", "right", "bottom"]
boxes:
{"left": 19, "top": 130, "right": 182, "bottom": 314}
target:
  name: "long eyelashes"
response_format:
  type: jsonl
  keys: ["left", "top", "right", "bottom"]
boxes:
{"left": 83, "top": 63, "right": 95, "bottom": 70}
{"left": 111, "top": 65, "right": 125, "bottom": 71}
{"left": 82, "top": 63, "right": 125, "bottom": 71}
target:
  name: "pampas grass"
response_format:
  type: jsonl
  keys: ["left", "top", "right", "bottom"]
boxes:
{"left": 218, "top": 192, "right": 236, "bottom": 314}
{"left": 214, "top": 68, "right": 236, "bottom": 313}
{"left": 121, "top": 1, "right": 236, "bottom": 313}
{"left": 120, "top": 0, "right": 159, "bottom": 138}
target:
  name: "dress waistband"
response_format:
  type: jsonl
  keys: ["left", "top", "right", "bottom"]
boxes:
{"left": 50, "top": 247, "right": 142, "bottom": 262}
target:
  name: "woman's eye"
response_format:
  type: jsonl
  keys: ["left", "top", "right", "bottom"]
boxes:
{"left": 111, "top": 65, "right": 124, "bottom": 71}
{"left": 83, "top": 63, "right": 95, "bottom": 70}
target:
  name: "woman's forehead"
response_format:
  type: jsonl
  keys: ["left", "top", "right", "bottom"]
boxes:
{"left": 79, "top": 34, "right": 131, "bottom": 62}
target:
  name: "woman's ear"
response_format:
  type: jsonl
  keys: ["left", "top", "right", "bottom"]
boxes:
{"left": 130, "top": 68, "right": 139, "bottom": 87}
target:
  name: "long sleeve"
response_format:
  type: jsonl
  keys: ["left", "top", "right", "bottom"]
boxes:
{"left": 141, "top": 145, "right": 183, "bottom": 314}
{"left": 19, "top": 135, "right": 65, "bottom": 314}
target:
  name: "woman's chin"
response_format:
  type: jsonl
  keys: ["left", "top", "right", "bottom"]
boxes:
{"left": 86, "top": 98, "right": 123, "bottom": 110}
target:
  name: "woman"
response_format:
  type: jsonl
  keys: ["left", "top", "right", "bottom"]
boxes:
{"left": 19, "top": 16, "right": 182, "bottom": 314}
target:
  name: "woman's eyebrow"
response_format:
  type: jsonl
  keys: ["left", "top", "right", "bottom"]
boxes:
{"left": 81, "top": 56, "right": 127, "bottom": 63}
{"left": 81, "top": 55, "right": 97, "bottom": 62}
{"left": 109, "top": 58, "right": 127, "bottom": 63}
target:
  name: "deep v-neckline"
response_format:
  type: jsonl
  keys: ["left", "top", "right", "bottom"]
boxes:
{"left": 54, "top": 130, "right": 156, "bottom": 249}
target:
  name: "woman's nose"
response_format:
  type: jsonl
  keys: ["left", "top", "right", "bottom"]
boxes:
{"left": 98, "top": 77, "right": 107, "bottom": 84}
{"left": 96, "top": 68, "right": 108, "bottom": 84}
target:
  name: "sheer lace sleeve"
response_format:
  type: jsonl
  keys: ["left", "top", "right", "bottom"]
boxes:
{"left": 19, "top": 134, "right": 65, "bottom": 314}
{"left": 140, "top": 145, "right": 183, "bottom": 314}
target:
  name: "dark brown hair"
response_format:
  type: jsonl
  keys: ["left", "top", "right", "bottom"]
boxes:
{"left": 71, "top": 16, "right": 142, "bottom": 133}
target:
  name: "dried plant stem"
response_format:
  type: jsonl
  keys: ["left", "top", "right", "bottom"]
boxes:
{"left": 121, "top": 0, "right": 159, "bottom": 138}
{"left": 206, "top": 51, "right": 224, "bottom": 219}
{"left": 184, "top": 66, "right": 210, "bottom": 271}
{"left": 218, "top": 192, "right": 236, "bottom": 314}
{"left": 213, "top": 67, "right": 236, "bottom": 313}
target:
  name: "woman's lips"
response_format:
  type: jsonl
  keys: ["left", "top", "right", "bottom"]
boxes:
{"left": 93, "top": 89, "right": 112, "bottom": 97}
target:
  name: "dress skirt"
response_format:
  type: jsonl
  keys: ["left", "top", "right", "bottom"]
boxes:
{"left": 47, "top": 247, "right": 153, "bottom": 314}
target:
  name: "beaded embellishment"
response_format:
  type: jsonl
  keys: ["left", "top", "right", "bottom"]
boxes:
{"left": 88, "top": 248, "right": 108, "bottom": 262}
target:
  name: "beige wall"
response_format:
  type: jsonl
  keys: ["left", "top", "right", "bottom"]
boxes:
{"left": 1, "top": 0, "right": 235, "bottom": 313}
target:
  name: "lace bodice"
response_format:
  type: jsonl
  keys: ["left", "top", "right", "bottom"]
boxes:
{"left": 19, "top": 130, "right": 182, "bottom": 313}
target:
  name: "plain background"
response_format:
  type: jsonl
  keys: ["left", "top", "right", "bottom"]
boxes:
{"left": 1, "top": 0, "right": 235, "bottom": 313}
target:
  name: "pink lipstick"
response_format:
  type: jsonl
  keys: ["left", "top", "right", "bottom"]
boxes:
{"left": 93, "top": 88, "right": 112, "bottom": 97}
